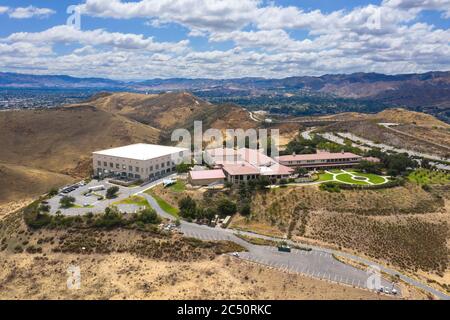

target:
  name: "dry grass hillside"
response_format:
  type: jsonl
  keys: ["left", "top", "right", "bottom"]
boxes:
{"left": 0, "top": 209, "right": 397, "bottom": 300}
{"left": 0, "top": 163, "right": 74, "bottom": 207}
{"left": 372, "top": 108, "right": 450, "bottom": 128}
{"left": 323, "top": 109, "right": 450, "bottom": 157}
{"left": 0, "top": 106, "right": 160, "bottom": 177}
{"left": 230, "top": 184, "right": 449, "bottom": 279}
{"left": 317, "top": 108, "right": 449, "bottom": 128}
{"left": 74, "top": 92, "right": 258, "bottom": 134}
{"left": 0, "top": 106, "right": 160, "bottom": 207}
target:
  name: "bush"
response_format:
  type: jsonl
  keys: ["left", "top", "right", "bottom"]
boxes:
{"left": 320, "top": 182, "right": 341, "bottom": 193}
{"left": 48, "top": 187, "right": 59, "bottom": 197}
{"left": 39, "top": 204, "right": 50, "bottom": 213}
{"left": 179, "top": 196, "right": 197, "bottom": 219}
{"left": 239, "top": 202, "right": 251, "bottom": 216}
{"left": 60, "top": 196, "right": 75, "bottom": 208}
{"left": 216, "top": 198, "right": 237, "bottom": 217}
{"left": 106, "top": 186, "right": 119, "bottom": 199}
{"left": 94, "top": 207, "right": 124, "bottom": 228}
{"left": 137, "top": 208, "right": 161, "bottom": 224}
{"left": 176, "top": 163, "right": 193, "bottom": 174}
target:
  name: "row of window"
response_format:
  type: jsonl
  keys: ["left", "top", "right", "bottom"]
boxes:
{"left": 287, "top": 158, "right": 359, "bottom": 164}
{"left": 97, "top": 160, "right": 174, "bottom": 173}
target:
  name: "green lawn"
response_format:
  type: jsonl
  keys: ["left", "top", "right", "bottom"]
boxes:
{"left": 346, "top": 170, "right": 387, "bottom": 184}
{"left": 169, "top": 180, "right": 186, "bottom": 192}
{"left": 408, "top": 169, "right": 450, "bottom": 185}
{"left": 318, "top": 173, "right": 334, "bottom": 181}
{"left": 335, "top": 173, "right": 370, "bottom": 185}
{"left": 145, "top": 190, "right": 179, "bottom": 217}
{"left": 318, "top": 170, "right": 388, "bottom": 185}
{"left": 114, "top": 195, "right": 150, "bottom": 208}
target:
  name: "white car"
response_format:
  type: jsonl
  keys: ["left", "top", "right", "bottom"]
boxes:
{"left": 232, "top": 252, "right": 239, "bottom": 257}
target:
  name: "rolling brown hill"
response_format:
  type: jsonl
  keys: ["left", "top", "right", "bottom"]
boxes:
{"left": 0, "top": 163, "right": 74, "bottom": 205}
{"left": 73, "top": 91, "right": 258, "bottom": 134}
{"left": 0, "top": 105, "right": 161, "bottom": 206}
{"left": 0, "top": 91, "right": 264, "bottom": 207}
{"left": 0, "top": 105, "right": 160, "bottom": 176}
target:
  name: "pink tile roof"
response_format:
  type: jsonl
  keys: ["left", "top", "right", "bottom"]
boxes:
{"left": 260, "top": 163, "right": 294, "bottom": 176}
{"left": 222, "top": 163, "right": 260, "bottom": 176}
{"left": 237, "top": 148, "right": 274, "bottom": 166}
{"left": 277, "top": 151, "right": 361, "bottom": 162}
{"left": 189, "top": 169, "right": 225, "bottom": 180}
{"left": 362, "top": 156, "right": 381, "bottom": 163}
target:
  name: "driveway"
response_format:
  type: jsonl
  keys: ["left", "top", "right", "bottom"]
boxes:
{"left": 140, "top": 191, "right": 404, "bottom": 296}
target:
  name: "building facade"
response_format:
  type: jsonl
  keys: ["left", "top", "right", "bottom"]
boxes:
{"left": 276, "top": 151, "right": 362, "bottom": 170}
{"left": 93, "top": 143, "right": 188, "bottom": 181}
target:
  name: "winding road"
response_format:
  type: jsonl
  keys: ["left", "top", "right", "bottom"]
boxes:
{"left": 137, "top": 188, "right": 450, "bottom": 300}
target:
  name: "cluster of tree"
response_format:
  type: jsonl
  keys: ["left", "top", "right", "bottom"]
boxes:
{"left": 178, "top": 196, "right": 237, "bottom": 221}
{"left": 282, "top": 136, "right": 318, "bottom": 155}
{"left": 319, "top": 182, "right": 341, "bottom": 193}
{"left": 24, "top": 199, "right": 161, "bottom": 230}
{"left": 176, "top": 163, "right": 194, "bottom": 173}
{"left": 364, "top": 150, "right": 417, "bottom": 176}
{"left": 106, "top": 186, "right": 119, "bottom": 199}
{"left": 282, "top": 135, "right": 362, "bottom": 156}
{"left": 60, "top": 196, "right": 75, "bottom": 208}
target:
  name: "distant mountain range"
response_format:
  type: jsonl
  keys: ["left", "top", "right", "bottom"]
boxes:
{"left": 1, "top": 71, "right": 449, "bottom": 122}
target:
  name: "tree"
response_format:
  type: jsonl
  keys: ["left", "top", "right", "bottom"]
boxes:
{"left": 295, "top": 167, "right": 308, "bottom": 176}
{"left": 239, "top": 201, "right": 251, "bottom": 216}
{"left": 48, "top": 187, "right": 58, "bottom": 197}
{"left": 357, "top": 160, "right": 382, "bottom": 175}
{"left": 203, "top": 207, "right": 217, "bottom": 221}
{"left": 216, "top": 198, "right": 237, "bottom": 217}
{"left": 39, "top": 204, "right": 50, "bottom": 213}
{"left": 106, "top": 186, "right": 119, "bottom": 199}
{"left": 60, "top": 196, "right": 75, "bottom": 208}
{"left": 256, "top": 176, "right": 270, "bottom": 190}
{"left": 138, "top": 208, "right": 161, "bottom": 224}
{"left": 95, "top": 206, "right": 123, "bottom": 228}
{"left": 176, "top": 163, "right": 192, "bottom": 174}
{"left": 421, "top": 159, "right": 432, "bottom": 170}
{"left": 178, "top": 196, "right": 197, "bottom": 219}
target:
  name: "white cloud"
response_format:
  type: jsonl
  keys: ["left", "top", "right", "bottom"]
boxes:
{"left": 8, "top": 6, "right": 55, "bottom": 19}
{"left": 1, "top": 0, "right": 450, "bottom": 78}
{"left": 0, "top": 6, "right": 9, "bottom": 14}
{"left": 80, "top": 0, "right": 259, "bottom": 32}
{"left": 5, "top": 25, "right": 189, "bottom": 53}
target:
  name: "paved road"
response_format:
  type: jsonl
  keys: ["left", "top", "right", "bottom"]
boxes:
{"left": 379, "top": 123, "right": 450, "bottom": 152}
{"left": 140, "top": 189, "right": 450, "bottom": 300}
{"left": 51, "top": 176, "right": 449, "bottom": 299}
{"left": 140, "top": 192, "right": 403, "bottom": 295}
{"left": 48, "top": 175, "right": 177, "bottom": 216}
{"left": 300, "top": 128, "right": 315, "bottom": 140}
{"left": 319, "top": 132, "right": 450, "bottom": 170}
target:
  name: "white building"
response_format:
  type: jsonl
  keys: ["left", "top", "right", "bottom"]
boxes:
{"left": 93, "top": 143, "right": 188, "bottom": 180}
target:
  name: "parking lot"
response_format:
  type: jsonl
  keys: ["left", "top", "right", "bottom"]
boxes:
{"left": 46, "top": 178, "right": 170, "bottom": 216}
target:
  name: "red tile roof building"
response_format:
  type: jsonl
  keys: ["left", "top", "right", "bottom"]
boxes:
{"left": 276, "top": 150, "right": 362, "bottom": 169}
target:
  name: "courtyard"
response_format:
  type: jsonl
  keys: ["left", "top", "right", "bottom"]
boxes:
{"left": 318, "top": 169, "right": 390, "bottom": 186}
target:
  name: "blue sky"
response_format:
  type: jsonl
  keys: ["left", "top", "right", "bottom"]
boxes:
{"left": 1, "top": 0, "right": 449, "bottom": 79}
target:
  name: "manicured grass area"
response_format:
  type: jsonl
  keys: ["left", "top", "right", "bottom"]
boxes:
{"left": 318, "top": 172, "right": 334, "bottom": 181}
{"left": 347, "top": 171, "right": 387, "bottom": 184}
{"left": 318, "top": 169, "right": 388, "bottom": 185}
{"left": 145, "top": 190, "right": 179, "bottom": 217}
{"left": 408, "top": 169, "right": 450, "bottom": 185}
{"left": 169, "top": 180, "right": 186, "bottom": 192}
{"left": 114, "top": 195, "right": 150, "bottom": 208}
{"left": 335, "top": 173, "right": 370, "bottom": 185}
